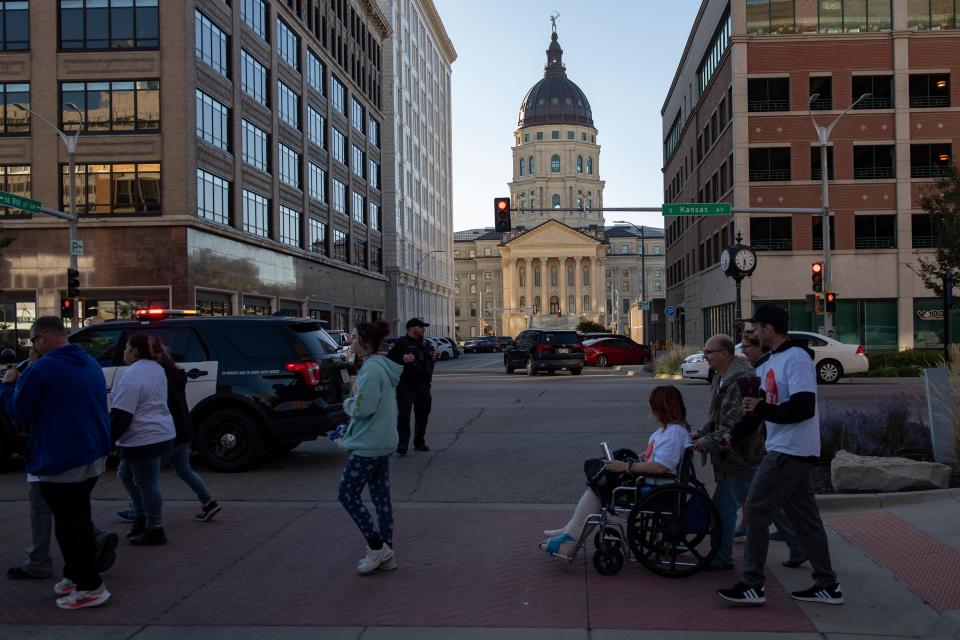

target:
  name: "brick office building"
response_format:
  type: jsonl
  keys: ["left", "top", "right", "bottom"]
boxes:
{"left": 0, "top": 0, "right": 391, "bottom": 348}
{"left": 662, "top": 0, "right": 959, "bottom": 350}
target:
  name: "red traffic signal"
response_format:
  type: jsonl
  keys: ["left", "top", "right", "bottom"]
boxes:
{"left": 811, "top": 262, "right": 823, "bottom": 293}
{"left": 60, "top": 298, "right": 73, "bottom": 319}
{"left": 494, "top": 197, "right": 511, "bottom": 232}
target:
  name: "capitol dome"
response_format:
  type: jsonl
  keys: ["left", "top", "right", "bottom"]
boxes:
{"left": 518, "top": 31, "right": 593, "bottom": 128}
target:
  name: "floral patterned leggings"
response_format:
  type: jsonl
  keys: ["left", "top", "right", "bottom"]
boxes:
{"left": 337, "top": 454, "right": 393, "bottom": 549}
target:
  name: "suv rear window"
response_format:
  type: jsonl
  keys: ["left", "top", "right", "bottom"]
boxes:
{"left": 290, "top": 323, "right": 339, "bottom": 355}
{"left": 542, "top": 331, "right": 579, "bottom": 344}
{"left": 222, "top": 326, "right": 305, "bottom": 358}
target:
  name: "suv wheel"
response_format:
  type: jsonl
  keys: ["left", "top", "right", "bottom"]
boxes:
{"left": 526, "top": 357, "right": 537, "bottom": 376}
{"left": 197, "top": 409, "right": 264, "bottom": 472}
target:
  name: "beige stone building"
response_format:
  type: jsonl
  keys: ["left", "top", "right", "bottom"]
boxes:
{"left": 453, "top": 26, "right": 666, "bottom": 342}
{"left": 0, "top": 0, "right": 392, "bottom": 348}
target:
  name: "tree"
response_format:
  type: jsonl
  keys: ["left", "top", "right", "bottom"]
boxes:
{"left": 576, "top": 319, "right": 606, "bottom": 333}
{"left": 917, "top": 166, "right": 960, "bottom": 297}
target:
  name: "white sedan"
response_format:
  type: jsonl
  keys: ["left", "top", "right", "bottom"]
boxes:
{"left": 427, "top": 337, "right": 454, "bottom": 361}
{"left": 680, "top": 331, "right": 869, "bottom": 385}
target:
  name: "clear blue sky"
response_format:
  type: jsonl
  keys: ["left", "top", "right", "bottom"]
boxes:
{"left": 432, "top": 0, "right": 701, "bottom": 232}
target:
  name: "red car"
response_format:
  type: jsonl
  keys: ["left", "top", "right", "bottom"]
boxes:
{"left": 582, "top": 337, "right": 651, "bottom": 367}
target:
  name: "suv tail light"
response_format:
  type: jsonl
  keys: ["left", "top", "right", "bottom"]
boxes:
{"left": 536, "top": 344, "right": 552, "bottom": 353}
{"left": 856, "top": 345, "right": 865, "bottom": 356}
{"left": 285, "top": 361, "right": 321, "bottom": 386}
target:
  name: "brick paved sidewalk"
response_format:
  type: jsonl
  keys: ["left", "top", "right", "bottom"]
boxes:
{"left": 0, "top": 501, "right": 813, "bottom": 633}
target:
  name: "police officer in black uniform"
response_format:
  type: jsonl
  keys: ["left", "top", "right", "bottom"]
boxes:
{"left": 387, "top": 318, "right": 436, "bottom": 455}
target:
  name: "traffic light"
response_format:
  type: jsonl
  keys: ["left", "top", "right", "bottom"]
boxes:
{"left": 60, "top": 298, "right": 74, "bottom": 319}
{"left": 66, "top": 268, "right": 80, "bottom": 298}
{"left": 825, "top": 291, "right": 837, "bottom": 313}
{"left": 811, "top": 262, "right": 823, "bottom": 293}
{"left": 494, "top": 197, "right": 511, "bottom": 232}
{"left": 814, "top": 293, "right": 824, "bottom": 315}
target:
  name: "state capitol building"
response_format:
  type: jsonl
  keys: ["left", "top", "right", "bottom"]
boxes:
{"left": 453, "top": 24, "right": 666, "bottom": 341}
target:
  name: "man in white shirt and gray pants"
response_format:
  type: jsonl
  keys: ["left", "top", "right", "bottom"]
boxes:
{"left": 718, "top": 304, "right": 842, "bottom": 606}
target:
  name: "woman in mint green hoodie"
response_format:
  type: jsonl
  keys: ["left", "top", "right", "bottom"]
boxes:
{"left": 336, "top": 320, "right": 403, "bottom": 574}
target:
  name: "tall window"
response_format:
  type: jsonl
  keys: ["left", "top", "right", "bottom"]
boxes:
{"left": 369, "top": 201, "right": 381, "bottom": 231}
{"left": 240, "top": 50, "right": 268, "bottom": 107}
{"left": 0, "top": 165, "right": 31, "bottom": 216}
{"left": 241, "top": 0, "right": 267, "bottom": 41}
{"left": 307, "top": 50, "right": 325, "bottom": 95}
{"left": 333, "top": 228, "right": 348, "bottom": 261}
{"left": 909, "top": 0, "right": 959, "bottom": 30}
{"left": 550, "top": 266, "right": 558, "bottom": 286}
{"left": 279, "top": 205, "right": 300, "bottom": 247}
{"left": 567, "top": 265, "right": 574, "bottom": 286}
{"left": 332, "top": 178, "right": 346, "bottom": 213}
{"left": 0, "top": 83, "right": 29, "bottom": 134}
{"left": 809, "top": 76, "right": 832, "bottom": 110}
{"left": 576, "top": 155, "right": 583, "bottom": 173}
{"left": 697, "top": 8, "right": 732, "bottom": 92}
{"left": 62, "top": 162, "right": 161, "bottom": 214}
{"left": 551, "top": 154, "right": 560, "bottom": 172}
{"left": 309, "top": 218, "right": 327, "bottom": 254}
{"left": 369, "top": 117, "right": 380, "bottom": 147}
{"left": 820, "top": 0, "right": 892, "bottom": 33}
{"left": 195, "top": 10, "right": 229, "bottom": 78}
{"left": 278, "top": 143, "right": 301, "bottom": 189}
{"left": 332, "top": 127, "right": 346, "bottom": 164}
{"left": 586, "top": 157, "right": 593, "bottom": 174}
{"left": 61, "top": 80, "right": 159, "bottom": 133}
{"left": 352, "top": 239, "right": 367, "bottom": 267}
{"left": 195, "top": 90, "right": 230, "bottom": 151}
{"left": 331, "top": 75, "right": 346, "bottom": 115}
{"left": 351, "top": 97, "right": 365, "bottom": 133}
{"left": 308, "top": 162, "right": 325, "bottom": 202}
{"left": 529, "top": 156, "right": 536, "bottom": 173}
{"left": 369, "top": 160, "right": 380, "bottom": 189}
{"left": 1, "top": 1, "right": 29, "bottom": 51}
{"left": 277, "top": 19, "right": 299, "bottom": 71}
{"left": 352, "top": 191, "right": 365, "bottom": 224}
{"left": 242, "top": 189, "right": 270, "bottom": 238}
{"left": 551, "top": 194, "right": 560, "bottom": 208}
{"left": 519, "top": 158, "right": 525, "bottom": 176}
{"left": 582, "top": 266, "right": 590, "bottom": 285}
{"left": 351, "top": 145, "right": 365, "bottom": 178}
{"left": 371, "top": 246, "right": 382, "bottom": 273}
{"left": 277, "top": 81, "right": 300, "bottom": 129}
{"left": 583, "top": 295, "right": 591, "bottom": 312}
{"left": 241, "top": 120, "right": 269, "bottom": 172}
{"left": 196, "top": 169, "right": 230, "bottom": 226}
{"left": 60, "top": 0, "right": 159, "bottom": 50}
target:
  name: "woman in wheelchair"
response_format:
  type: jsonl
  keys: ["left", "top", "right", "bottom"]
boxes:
{"left": 539, "top": 385, "right": 692, "bottom": 557}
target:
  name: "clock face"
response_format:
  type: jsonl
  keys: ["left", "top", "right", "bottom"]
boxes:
{"left": 735, "top": 248, "right": 757, "bottom": 272}
{"left": 719, "top": 249, "right": 731, "bottom": 273}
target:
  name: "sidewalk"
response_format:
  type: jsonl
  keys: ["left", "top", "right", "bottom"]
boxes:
{"left": 0, "top": 491, "right": 958, "bottom": 639}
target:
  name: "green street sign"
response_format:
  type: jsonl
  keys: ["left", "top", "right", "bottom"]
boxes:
{"left": 0, "top": 191, "right": 40, "bottom": 213}
{"left": 662, "top": 203, "right": 731, "bottom": 217}
{"left": 637, "top": 300, "right": 651, "bottom": 311}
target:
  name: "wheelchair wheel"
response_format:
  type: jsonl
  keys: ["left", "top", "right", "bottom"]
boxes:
{"left": 626, "top": 485, "right": 721, "bottom": 578}
{"left": 592, "top": 544, "right": 625, "bottom": 576}
{"left": 593, "top": 526, "right": 623, "bottom": 552}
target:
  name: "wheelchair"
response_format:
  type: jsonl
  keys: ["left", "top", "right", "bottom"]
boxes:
{"left": 553, "top": 447, "right": 723, "bottom": 578}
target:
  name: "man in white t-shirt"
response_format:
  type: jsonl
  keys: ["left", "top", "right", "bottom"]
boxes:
{"left": 718, "top": 304, "right": 842, "bottom": 607}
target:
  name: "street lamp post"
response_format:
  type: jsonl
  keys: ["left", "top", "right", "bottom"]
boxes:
{"left": 17, "top": 102, "right": 83, "bottom": 328}
{"left": 415, "top": 249, "right": 444, "bottom": 322}
{"left": 808, "top": 92, "right": 871, "bottom": 337}
{"left": 615, "top": 220, "right": 647, "bottom": 343}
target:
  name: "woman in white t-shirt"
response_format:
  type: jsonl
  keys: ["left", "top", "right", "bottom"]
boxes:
{"left": 112, "top": 333, "right": 176, "bottom": 547}
{"left": 539, "top": 385, "right": 693, "bottom": 556}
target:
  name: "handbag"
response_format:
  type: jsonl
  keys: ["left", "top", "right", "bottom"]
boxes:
{"left": 583, "top": 447, "right": 639, "bottom": 500}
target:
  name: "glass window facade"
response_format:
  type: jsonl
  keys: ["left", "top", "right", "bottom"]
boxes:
{"left": 240, "top": 0, "right": 267, "bottom": 41}
{"left": 277, "top": 81, "right": 300, "bottom": 129}
{"left": 59, "top": 0, "right": 159, "bottom": 50}
{"left": 0, "top": 83, "right": 29, "bottom": 134}
{"left": 242, "top": 188, "right": 269, "bottom": 238}
{"left": 278, "top": 143, "right": 301, "bottom": 189}
{"left": 332, "top": 177, "right": 345, "bottom": 213}
{"left": 308, "top": 162, "right": 325, "bottom": 202}
{"left": 240, "top": 50, "right": 268, "bottom": 107}
{"left": 819, "top": 0, "right": 892, "bottom": 32}
{"left": 279, "top": 204, "right": 300, "bottom": 247}
{"left": 352, "top": 190, "right": 364, "bottom": 224}
{"left": 307, "top": 106, "right": 326, "bottom": 148}
{"left": 195, "top": 10, "right": 228, "bottom": 78}
{"left": 369, "top": 159, "right": 380, "bottom": 189}
{"left": 195, "top": 90, "right": 230, "bottom": 151}
{"left": 241, "top": 120, "right": 269, "bottom": 172}
{"left": 309, "top": 218, "right": 326, "bottom": 254}
{"left": 698, "top": 8, "right": 732, "bottom": 93}
{"left": 351, "top": 145, "right": 364, "bottom": 178}
{"left": 1, "top": 1, "right": 29, "bottom": 51}
{"left": 307, "top": 50, "right": 325, "bottom": 95}
{"left": 0, "top": 164, "right": 31, "bottom": 216}
{"left": 332, "top": 126, "right": 346, "bottom": 164}
{"left": 351, "top": 97, "right": 365, "bottom": 133}
{"left": 277, "top": 18, "right": 299, "bottom": 71}
{"left": 62, "top": 162, "right": 161, "bottom": 215}
{"left": 196, "top": 168, "right": 230, "bottom": 226}
{"left": 909, "top": 0, "right": 958, "bottom": 30}
{"left": 369, "top": 117, "right": 380, "bottom": 147}
{"left": 369, "top": 201, "right": 380, "bottom": 231}
{"left": 914, "top": 298, "right": 960, "bottom": 347}
{"left": 331, "top": 75, "right": 346, "bottom": 115}
{"left": 333, "top": 228, "right": 348, "bottom": 261}
{"left": 61, "top": 80, "right": 160, "bottom": 132}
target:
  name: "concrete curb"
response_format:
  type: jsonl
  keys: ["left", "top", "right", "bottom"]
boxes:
{"left": 654, "top": 373, "right": 683, "bottom": 380}
{"left": 816, "top": 487, "right": 959, "bottom": 512}
{"left": 929, "top": 611, "right": 960, "bottom": 639}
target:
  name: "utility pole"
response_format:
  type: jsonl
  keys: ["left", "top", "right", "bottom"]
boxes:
{"left": 809, "top": 91, "right": 871, "bottom": 338}
{"left": 17, "top": 102, "right": 83, "bottom": 328}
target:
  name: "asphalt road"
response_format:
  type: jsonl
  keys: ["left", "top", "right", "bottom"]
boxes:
{"left": 0, "top": 353, "right": 930, "bottom": 507}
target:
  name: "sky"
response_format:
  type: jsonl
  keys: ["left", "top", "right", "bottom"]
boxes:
{"left": 431, "top": 0, "right": 702, "bottom": 233}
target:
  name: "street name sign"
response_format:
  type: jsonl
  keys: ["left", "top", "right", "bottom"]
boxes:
{"left": 661, "top": 203, "right": 730, "bottom": 217}
{"left": 637, "top": 300, "right": 651, "bottom": 311}
{"left": 0, "top": 191, "right": 40, "bottom": 213}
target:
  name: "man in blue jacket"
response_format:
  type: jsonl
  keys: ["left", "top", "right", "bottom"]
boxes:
{"left": 0, "top": 316, "right": 112, "bottom": 610}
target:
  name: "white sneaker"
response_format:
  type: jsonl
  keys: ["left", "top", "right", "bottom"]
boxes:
{"left": 356, "top": 544, "right": 394, "bottom": 575}
{"left": 53, "top": 578, "right": 76, "bottom": 595}
{"left": 379, "top": 552, "right": 398, "bottom": 571}
{"left": 56, "top": 584, "right": 111, "bottom": 610}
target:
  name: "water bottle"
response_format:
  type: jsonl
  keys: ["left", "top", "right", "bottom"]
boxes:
{"left": 329, "top": 424, "right": 347, "bottom": 441}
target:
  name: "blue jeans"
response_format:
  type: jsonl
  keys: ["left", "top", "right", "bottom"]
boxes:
{"left": 119, "top": 444, "right": 171, "bottom": 530}
{"left": 711, "top": 468, "right": 756, "bottom": 567}
{"left": 164, "top": 443, "right": 211, "bottom": 504}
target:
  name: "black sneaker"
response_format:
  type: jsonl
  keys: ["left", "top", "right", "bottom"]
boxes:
{"left": 396, "top": 447, "right": 407, "bottom": 456}
{"left": 791, "top": 583, "right": 844, "bottom": 605}
{"left": 129, "top": 527, "right": 167, "bottom": 546}
{"left": 195, "top": 500, "right": 221, "bottom": 522}
{"left": 414, "top": 444, "right": 430, "bottom": 452}
{"left": 718, "top": 582, "right": 766, "bottom": 605}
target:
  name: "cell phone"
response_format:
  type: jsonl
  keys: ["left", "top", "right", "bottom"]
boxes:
{"left": 736, "top": 376, "right": 762, "bottom": 399}
{"left": 601, "top": 441, "right": 613, "bottom": 461}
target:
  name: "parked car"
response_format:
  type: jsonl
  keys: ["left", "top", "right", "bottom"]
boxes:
{"left": 493, "top": 336, "right": 515, "bottom": 350}
{"left": 504, "top": 329, "right": 584, "bottom": 376}
{"left": 427, "top": 336, "right": 454, "bottom": 360}
{"left": 66, "top": 309, "right": 352, "bottom": 471}
{"left": 439, "top": 337, "right": 462, "bottom": 358}
{"left": 578, "top": 332, "right": 631, "bottom": 342}
{"left": 680, "top": 331, "right": 869, "bottom": 385}
{"left": 464, "top": 336, "right": 502, "bottom": 353}
{"left": 327, "top": 329, "right": 358, "bottom": 373}
{"left": 582, "top": 337, "right": 651, "bottom": 367}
